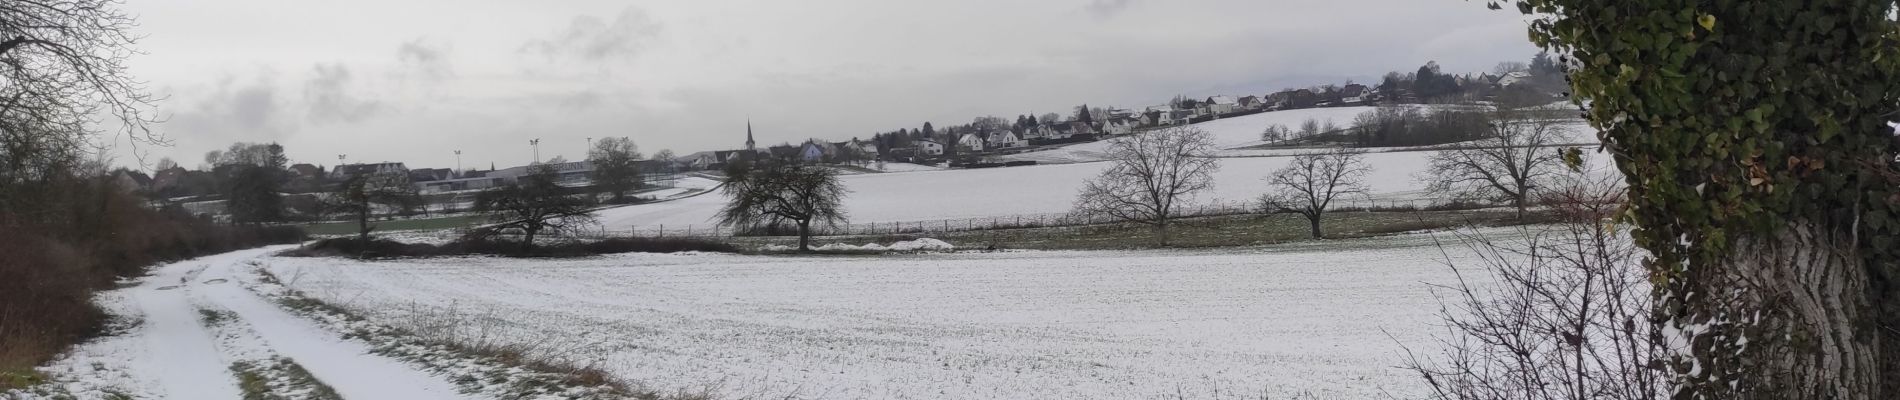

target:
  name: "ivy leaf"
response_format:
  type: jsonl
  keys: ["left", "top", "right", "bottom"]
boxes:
{"left": 1698, "top": 14, "right": 1716, "bottom": 31}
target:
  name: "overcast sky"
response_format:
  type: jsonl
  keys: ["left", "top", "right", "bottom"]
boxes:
{"left": 113, "top": 0, "right": 1535, "bottom": 170}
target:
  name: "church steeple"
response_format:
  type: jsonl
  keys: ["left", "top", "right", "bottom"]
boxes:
{"left": 745, "top": 120, "right": 756, "bottom": 151}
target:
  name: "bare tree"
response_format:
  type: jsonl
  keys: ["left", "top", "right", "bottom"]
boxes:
{"left": 1298, "top": 118, "right": 1321, "bottom": 138}
{"left": 325, "top": 170, "right": 418, "bottom": 242}
{"left": 587, "top": 136, "right": 643, "bottom": 203}
{"left": 475, "top": 165, "right": 596, "bottom": 250}
{"left": 1493, "top": 61, "right": 1531, "bottom": 75}
{"left": 1398, "top": 163, "right": 1661, "bottom": 400}
{"left": 716, "top": 162, "right": 848, "bottom": 251}
{"left": 1424, "top": 108, "right": 1572, "bottom": 217}
{"left": 0, "top": 0, "right": 158, "bottom": 192}
{"left": 1260, "top": 124, "right": 1291, "bottom": 143}
{"left": 1071, "top": 125, "right": 1220, "bottom": 246}
{"left": 1261, "top": 150, "right": 1371, "bottom": 239}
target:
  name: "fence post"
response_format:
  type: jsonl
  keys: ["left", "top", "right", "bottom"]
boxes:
{"left": 630, "top": 225, "right": 637, "bottom": 238}
{"left": 686, "top": 225, "right": 693, "bottom": 237}
{"left": 658, "top": 224, "right": 664, "bottom": 238}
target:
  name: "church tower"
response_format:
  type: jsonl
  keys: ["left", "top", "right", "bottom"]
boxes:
{"left": 746, "top": 120, "right": 756, "bottom": 151}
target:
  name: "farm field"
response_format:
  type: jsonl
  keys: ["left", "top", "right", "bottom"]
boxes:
{"left": 257, "top": 228, "right": 1531, "bottom": 399}
{"left": 595, "top": 107, "right": 1607, "bottom": 233}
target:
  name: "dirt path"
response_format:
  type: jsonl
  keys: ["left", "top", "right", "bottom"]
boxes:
{"left": 125, "top": 246, "right": 476, "bottom": 400}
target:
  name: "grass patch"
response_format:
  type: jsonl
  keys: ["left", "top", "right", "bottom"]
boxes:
{"left": 278, "top": 236, "right": 739, "bottom": 259}
{"left": 230, "top": 358, "right": 342, "bottom": 400}
{"left": 231, "top": 362, "right": 271, "bottom": 400}
{"left": 296, "top": 215, "right": 485, "bottom": 236}
{"left": 734, "top": 209, "right": 1550, "bottom": 251}
{"left": 199, "top": 309, "right": 237, "bottom": 326}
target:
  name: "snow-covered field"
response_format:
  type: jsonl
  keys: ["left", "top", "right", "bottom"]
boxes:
{"left": 258, "top": 230, "right": 1515, "bottom": 399}
{"left": 597, "top": 150, "right": 1615, "bottom": 231}
{"left": 595, "top": 106, "right": 1606, "bottom": 232}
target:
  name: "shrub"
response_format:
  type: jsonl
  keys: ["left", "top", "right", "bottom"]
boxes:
{"left": 0, "top": 182, "right": 306, "bottom": 386}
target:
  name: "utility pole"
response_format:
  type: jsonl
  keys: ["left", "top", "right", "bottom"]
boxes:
{"left": 529, "top": 138, "right": 541, "bottom": 164}
{"left": 453, "top": 150, "right": 462, "bottom": 172}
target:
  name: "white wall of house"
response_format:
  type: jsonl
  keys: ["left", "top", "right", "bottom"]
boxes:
{"left": 957, "top": 134, "right": 986, "bottom": 152}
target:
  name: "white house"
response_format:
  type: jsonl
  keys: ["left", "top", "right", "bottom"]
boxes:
{"left": 1205, "top": 96, "right": 1238, "bottom": 115}
{"left": 853, "top": 139, "right": 879, "bottom": 155}
{"left": 956, "top": 134, "right": 986, "bottom": 152}
{"left": 917, "top": 140, "right": 945, "bottom": 156}
{"left": 1496, "top": 72, "right": 1531, "bottom": 87}
{"left": 800, "top": 142, "right": 830, "bottom": 163}
{"left": 1102, "top": 118, "right": 1136, "bottom": 135}
{"left": 1145, "top": 104, "right": 1177, "bottom": 125}
{"left": 1340, "top": 84, "right": 1372, "bottom": 104}
{"left": 987, "top": 131, "right": 1024, "bottom": 149}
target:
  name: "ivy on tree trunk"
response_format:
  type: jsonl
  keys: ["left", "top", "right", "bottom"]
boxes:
{"left": 1487, "top": 0, "right": 1900, "bottom": 398}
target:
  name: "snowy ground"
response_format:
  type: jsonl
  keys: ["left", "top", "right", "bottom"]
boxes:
{"left": 8, "top": 247, "right": 483, "bottom": 400}
{"left": 258, "top": 230, "right": 1525, "bottom": 399}
{"left": 594, "top": 106, "right": 1607, "bottom": 232}
{"left": 595, "top": 150, "right": 1616, "bottom": 232}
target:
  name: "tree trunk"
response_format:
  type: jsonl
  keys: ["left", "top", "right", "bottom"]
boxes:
{"left": 797, "top": 220, "right": 811, "bottom": 252}
{"left": 1667, "top": 220, "right": 1882, "bottom": 399}
{"left": 522, "top": 225, "right": 539, "bottom": 251}
{"left": 1155, "top": 217, "right": 1170, "bottom": 247}
{"left": 356, "top": 208, "right": 370, "bottom": 242}
{"left": 1307, "top": 214, "right": 1322, "bottom": 239}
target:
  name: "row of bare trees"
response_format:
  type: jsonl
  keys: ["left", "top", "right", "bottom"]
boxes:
{"left": 1071, "top": 107, "right": 1576, "bottom": 245}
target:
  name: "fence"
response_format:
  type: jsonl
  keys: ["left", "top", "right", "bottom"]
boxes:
{"left": 596, "top": 197, "right": 1492, "bottom": 239}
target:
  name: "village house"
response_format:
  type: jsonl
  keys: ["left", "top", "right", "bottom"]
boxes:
{"left": 987, "top": 131, "right": 1025, "bottom": 149}
{"left": 1495, "top": 71, "right": 1531, "bottom": 87}
{"left": 1144, "top": 104, "right": 1178, "bottom": 125}
{"left": 1339, "top": 84, "right": 1373, "bottom": 105}
{"left": 916, "top": 139, "right": 945, "bottom": 156}
{"left": 956, "top": 133, "right": 986, "bottom": 152}
{"left": 1204, "top": 95, "right": 1238, "bottom": 115}
{"left": 329, "top": 162, "right": 407, "bottom": 180}
{"left": 1102, "top": 117, "right": 1138, "bottom": 135}
{"left": 800, "top": 141, "right": 836, "bottom": 163}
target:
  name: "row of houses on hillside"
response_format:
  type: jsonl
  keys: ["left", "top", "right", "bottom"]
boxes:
{"left": 678, "top": 123, "right": 880, "bottom": 170}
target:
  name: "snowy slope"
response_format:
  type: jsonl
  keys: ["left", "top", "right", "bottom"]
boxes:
{"left": 258, "top": 230, "right": 1531, "bottom": 399}
{"left": 595, "top": 149, "right": 1618, "bottom": 230}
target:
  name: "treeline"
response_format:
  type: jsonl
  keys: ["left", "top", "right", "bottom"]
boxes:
{"left": 1374, "top": 52, "right": 1567, "bottom": 105}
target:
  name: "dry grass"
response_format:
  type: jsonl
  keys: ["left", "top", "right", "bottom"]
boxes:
{"left": 732, "top": 209, "right": 1550, "bottom": 251}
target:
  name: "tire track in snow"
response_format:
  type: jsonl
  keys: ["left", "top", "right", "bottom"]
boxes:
{"left": 132, "top": 253, "right": 251, "bottom": 400}
{"left": 134, "top": 246, "right": 477, "bottom": 400}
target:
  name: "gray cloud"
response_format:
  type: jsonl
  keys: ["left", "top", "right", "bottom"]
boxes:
{"left": 1084, "top": 0, "right": 1137, "bottom": 18}
{"left": 396, "top": 38, "right": 453, "bottom": 80}
{"left": 304, "top": 63, "right": 382, "bottom": 124}
{"left": 520, "top": 7, "right": 664, "bottom": 62}
{"left": 156, "top": 72, "right": 296, "bottom": 163}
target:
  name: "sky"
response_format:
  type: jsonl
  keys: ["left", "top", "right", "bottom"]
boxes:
{"left": 111, "top": 0, "right": 1537, "bottom": 170}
